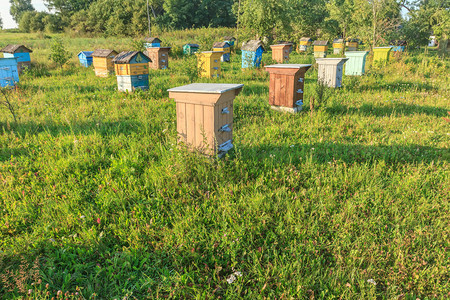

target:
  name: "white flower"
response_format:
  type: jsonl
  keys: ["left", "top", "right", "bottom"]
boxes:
{"left": 226, "top": 274, "right": 236, "bottom": 284}
{"left": 234, "top": 271, "right": 242, "bottom": 277}
{"left": 367, "top": 279, "right": 377, "bottom": 285}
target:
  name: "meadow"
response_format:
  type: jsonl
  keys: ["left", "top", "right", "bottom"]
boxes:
{"left": 0, "top": 29, "right": 449, "bottom": 299}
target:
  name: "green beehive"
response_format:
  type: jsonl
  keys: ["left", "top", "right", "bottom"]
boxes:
{"left": 344, "top": 51, "right": 369, "bottom": 76}
{"left": 373, "top": 47, "right": 392, "bottom": 65}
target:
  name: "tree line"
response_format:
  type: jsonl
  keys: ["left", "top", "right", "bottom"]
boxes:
{"left": 7, "top": 0, "right": 450, "bottom": 47}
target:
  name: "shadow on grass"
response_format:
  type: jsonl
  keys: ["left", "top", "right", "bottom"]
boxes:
{"left": 235, "top": 141, "right": 448, "bottom": 166}
{"left": 326, "top": 103, "right": 448, "bottom": 117}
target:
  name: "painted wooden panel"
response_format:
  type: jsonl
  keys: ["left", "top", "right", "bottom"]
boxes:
{"left": 344, "top": 51, "right": 368, "bottom": 76}
{"left": 116, "top": 75, "right": 149, "bottom": 92}
{"left": 314, "top": 51, "right": 327, "bottom": 58}
{"left": 3, "top": 52, "right": 31, "bottom": 63}
{"left": 271, "top": 44, "right": 291, "bottom": 63}
{"left": 316, "top": 58, "right": 348, "bottom": 88}
{"left": 197, "top": 52, "right": 223, "bottom": 78}
{"left": 373, "top": 47, "right": 392, "bottom": 65}
{"left": 314, "top": 45, "right": 328, "bottom": 52}
{"left": 0, "top": 58, "right": 19, "bottom": 88}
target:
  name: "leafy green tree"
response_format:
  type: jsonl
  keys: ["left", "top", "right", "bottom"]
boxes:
{"left": 0, "top": 15, "right": 3, "bottom": 29}
{"left": 326, "top": 0, "right": 358, "bottom": 42}
{"left": 49, "top": 38, "right": 69, "bottom": 67}
{"left": 10, "top": 0, "right": 35, "bottom": 23}
{"left": 163, "top": 0, "right": 202, "bottom": 29}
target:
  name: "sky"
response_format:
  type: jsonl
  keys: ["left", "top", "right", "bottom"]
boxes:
{"left": 0, "top": 0, "right": 48, "bottom": 29}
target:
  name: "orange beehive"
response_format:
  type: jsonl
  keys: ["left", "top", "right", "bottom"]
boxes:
{"left": 168, "top": 83, "right": 244, "bottom": 156}
{"left": 92, "top": 49, "right": 118, "bottom": 77}
{"left": 270, "top": 44, "right": 292, "bottom": 63}
{"left": 146, "top": 47, "right": 171, "bottom": 70}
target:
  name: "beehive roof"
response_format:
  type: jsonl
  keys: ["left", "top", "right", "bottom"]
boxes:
{"left": 313, "top": 40, "right": 328, "bottom": 46}
{"left": 184, "top": 43, "right": 199, "bottom": 47}
{"left": 92, "top": 49, "right": 117, "bottom": 57}
{"left": 112, "top": 51, "right": 151, "bottom": 63}
{"left": 300, "top": 37, "right": 312, "bottom": 41}
{"left": 213, "top": 42, "right": 230, "bottom": 48}
{"left": 241, "top": 40, "right": 264, "bottom": 51}
{"left": 1, "top": 44, "right": 33, "bottom": 53}
{"left": 333, "top": 38, "right": 344, "bottom": 43}
{"left": 144, "top": 37, "right": 161, "bottom": 43}
{"left": 223, "top": 36, "right": 236, "bottom": 41}
{"left": 78, "top": 51, "right": 94, "bottom": 57}
{"left": 276, "top": 41, "right": 294, "bottom": 45}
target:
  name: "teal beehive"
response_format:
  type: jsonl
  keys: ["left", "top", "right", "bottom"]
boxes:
{"left": 344, "top": 51, "right": 369, "bottom": 76}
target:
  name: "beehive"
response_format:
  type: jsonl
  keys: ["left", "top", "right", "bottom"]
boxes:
{"left": 346, "top": 39, "right": 359, "bottom": 51}
{"left": 276, "top": 41, "right": 295, "bottom": 53}
{"left": 168, "top": 83, "right": 244, "bottom": 156}
{"left": 373, "top": 47, "right": 392, "bottom": 65}
{"left": 183, "top": 44, "right": 200, "bottom": 55}
{"left": 265, "top": 64, "right": 312, "bottom": 113}
{"left": 313, "top": 40, "right": 328, "bottom": 58}
{"left": 344, "top": 51, "right": 369, "bottom": 76}
{"left": 241, "top": 40, "right": 265, "bottom": 69}
{"left": 112, "top": 51, "right": 151, "bottom": 92}
{"left": 333, "top": 38, "right": 344, "bottom": 54}
{"left": 316, "top": 58, "right": 348, "bottom": 88}
{"left": 390, "top": 40, "right": 407, "bottom": 52}
{"left": 223, "top": 36, "right": 236, "bottom": 51}
{"left": 143, "top": 37, "right": 161, "bottom": 48}
{"left": 298, "top": 37, "right": 312, "bottom": 52}
{"left": 196, "top": 51, "right": 223, "bottom": 78}
{"left": 92, "top": 49, "right": 118, "bottom": 77}
{"left": 146, "top": 47, "right": 171, "bottom": 69}
{"left": 213, "top": 42, "right": 231, "bottom": 62}
{"left": 78, "top": 51, "right": 93, "bottom": 67}
{"left": 0, "top": 58, "right": 19, "bottom": 88}
{"left": 1, "top": 44, "right": 32, "bottom": 74}
{"left": 270, "top": 44, "right": 292, "bottom": 63}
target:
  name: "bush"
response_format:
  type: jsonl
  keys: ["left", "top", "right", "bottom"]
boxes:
{"left": 49, "top": 38, "right": 70, "bottom": 67}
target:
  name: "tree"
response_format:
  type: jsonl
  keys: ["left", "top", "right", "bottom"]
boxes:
{"left": 10, "top": 0, "right": 35, "bottom": 23}
{"left": 326, "top": 0, "right": 358, "bottom": 42}
{"left": 49, "top": 38, "right": 69, "bottom": 67}
{"left": 0, "top": 15, "right": 3, "bottom": 29}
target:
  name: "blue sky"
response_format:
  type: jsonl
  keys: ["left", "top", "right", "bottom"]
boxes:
{"left": 1, "top": 0, "right": 48, "bottom": 29}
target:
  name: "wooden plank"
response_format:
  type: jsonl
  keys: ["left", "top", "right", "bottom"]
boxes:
{"left": 194, "top": 104, "right": 205, "bottom": 149}
{"left": 186, "top": 103, "right": 196, "bottom": 147}
{"left": 177, "top": 102, "right": 187, "bottom": 144}
{"left": 269, "top": 74, "right": 275, "bottom": 106}
{"left": 203, "top": 105, "right": 215, "bottom": 154}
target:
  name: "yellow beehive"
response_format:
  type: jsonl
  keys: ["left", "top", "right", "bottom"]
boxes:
{"left": 196, "top": 51, "right": 223, "bottom": 78}
{"left": 92, "top": 49, "right": 118, "bottom": 77}
{"left": 373, "top": 47, "right": 392, "bottom": 65}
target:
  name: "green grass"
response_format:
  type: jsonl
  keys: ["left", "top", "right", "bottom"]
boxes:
{"left": 0, "top": 31, "right": 449, "bottom": 299}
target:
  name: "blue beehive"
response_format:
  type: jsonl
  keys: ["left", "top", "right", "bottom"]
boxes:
{"left": 0, "top": 58, "right": 19, "bottom": 88}
{"left": 78, "top": 51, "right": 94, "bottom": 67}
{"left": 241, "top": 40, "right": 265, "bottom": 69}
{"left": 390, "top": 40, "right": 407, "bottom": 52}
{"left": 112, "top": 51, "right": 152, "bottom": 92}
{"left": 143, "top": 37, "right": 162, "bottom": 48}
{"left": 213, "top": 42, "right": 231, "bottom": 62}
{"left": 1, "top": 44, "right": 32, "bottom": 74}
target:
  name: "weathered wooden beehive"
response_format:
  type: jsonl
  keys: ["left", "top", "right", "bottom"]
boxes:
{"left": 346, "top": 38, "right": 359, "bottom": 51}
{"left": 196, "top": 51, "right": 223, "bottom": 78}
{"left": 241, "top": 40, "right": 265, "bottom": 69}
{"left": 183, "top": 44, "right": 200, "bottom": 55}
{"left": 276, "top": 41, "right": 295, "bottom": 53}
{"left": 373, "top": 47, "right": 392, "bottom": 65}
{"left": 213, "top": 42, "right": 231, "bottom": 62}
{"left": 78, "top": 51, "right": 93, "bottom": 67}
{"left": 0, "top": 58, "right": 19, "bottom": 88}
{"left": 299, "top": 37, "right": 312, "bottom": 52}
{"left": 112, "top": 51, "right": 151, "bottom": 92}
{"left": 143, "top": 37, "right": 161, "bottom": 48}
{"left": 168, "top": 83, "right": 244, "bottom": 156}
{"left": 265, "top": 64, "right": 312, "bottom": 113}
{"left": 92, "top": 49, "right": 118, "bottom": 77}
{"left": 390, "top": 40, "right": 407, "bottom": 52}
{"left": 333, "top": 38, "right": 344, "bottom": 54}
{"left": 313, "top": 40, "right": 328, "bottom": 58}
{"left": 146, "top": 47, "right": 171, "bottom": 70}
{"left": 270, "top": 43, "right": 292, "bottom": 63}
{"left": 344, "top": 51, "right": 368, "bottom": 76}
{"left": 1, "top": 44, "right": 32, "bottom": 74}
{"left": 316, "top": 58, "right": 348, "bottom": 88}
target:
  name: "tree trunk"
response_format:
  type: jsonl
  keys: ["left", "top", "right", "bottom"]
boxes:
{"left": 372, "top": 1, "right": 377, "bottom": 49}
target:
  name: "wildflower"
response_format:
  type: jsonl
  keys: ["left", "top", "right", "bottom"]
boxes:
{"left": 28, "top": 289, "right": 32, "bottom": 294}
{"left": 226, "top": 274, "right": 236, "bottom": 284}
{"left": 367, "top": 279, "right": 377, "bottom": 285}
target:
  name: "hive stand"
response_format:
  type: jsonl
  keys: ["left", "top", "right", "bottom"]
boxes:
{"left": 316, "top": 58, "right": 349, "bottom": 88}
{"left": 373, "top": 47, "right": 392, "bottom": 65}
{"left": 265, "top": 64, "right": 312, "bottom": 113}
{"left": 344, "top": 51, "right": 369, "bottom": 76}
{"left": 146, "top": 47, "right": 171, "bottom": 70}
{"left": 270, "top": 44, "right": 292, "bottom": 63}
{"left": 168, "top": 83, "right": 244, "bottom": 156}
{"left": 196, "top": 51, "right": 223, "bottom": 78}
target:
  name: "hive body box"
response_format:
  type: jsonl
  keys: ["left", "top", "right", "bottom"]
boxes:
{"left": 213, "top": 42, "right": 231, "bottom": 62}
{"left": 313, "top": 41, "right": 329, "bottom": 58}
{"left": 113, "top": 51, "right": 151, "bottom": 92}
{"left": 168, "top": 83, "right": 244, "bottom": 156}
{"left": 1, "top": 45, "right": 32, "bottom": 74}
{"left": 265, "top": 64, "right": 312, "bottom": 113}
{"left": 223, "top": 36, "right": 236, "bottom": 50}
{"left": 197, "top": 51, "right": 223, "bottom": 78}
{"left": 316, "top": 58, "right": 348, "bottom": 88}
{"left": 299, "top": 37, "right": 312, "bottom": 52}
{"left": 183, "top": 44, "right": 200, "bottom": 55}
{"left": 146, "top": 47, "right": 171, "bottom": 69}
{"left": 241, "top": 40, "right": 265, "bottom": 68}
{"left": 333, "top": 39, "right": 344, "bottom": 54}
{"left": 0, "top": 58, "right": 19, "bottom": 88}
{"left": 344, "top": 51, "right": 369, "bottom": 76}
{"left": 92, "top": 49, "right": 118, "bottom": 77}
{"left": 373, "top": 47, "right": 392, "bottom": 64}
{"left": 270, "top": 44, "right": 292, "bottom": 63}
{"left": 143, "top": 37, "right": 161, "bottom": 48}
{"left": 78, "top": 51, "right": 93, "bottom": 67}
{"left": 346, "top": 40, "right": 359, "bottom": 51}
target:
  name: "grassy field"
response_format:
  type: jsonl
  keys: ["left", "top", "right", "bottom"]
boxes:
{"left": 0, "top": 30, "right": 449, "bottom": 299}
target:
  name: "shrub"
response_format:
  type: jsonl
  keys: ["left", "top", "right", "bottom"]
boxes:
{"left": 48, "top": 38, "right": 69, "bottom": 67}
